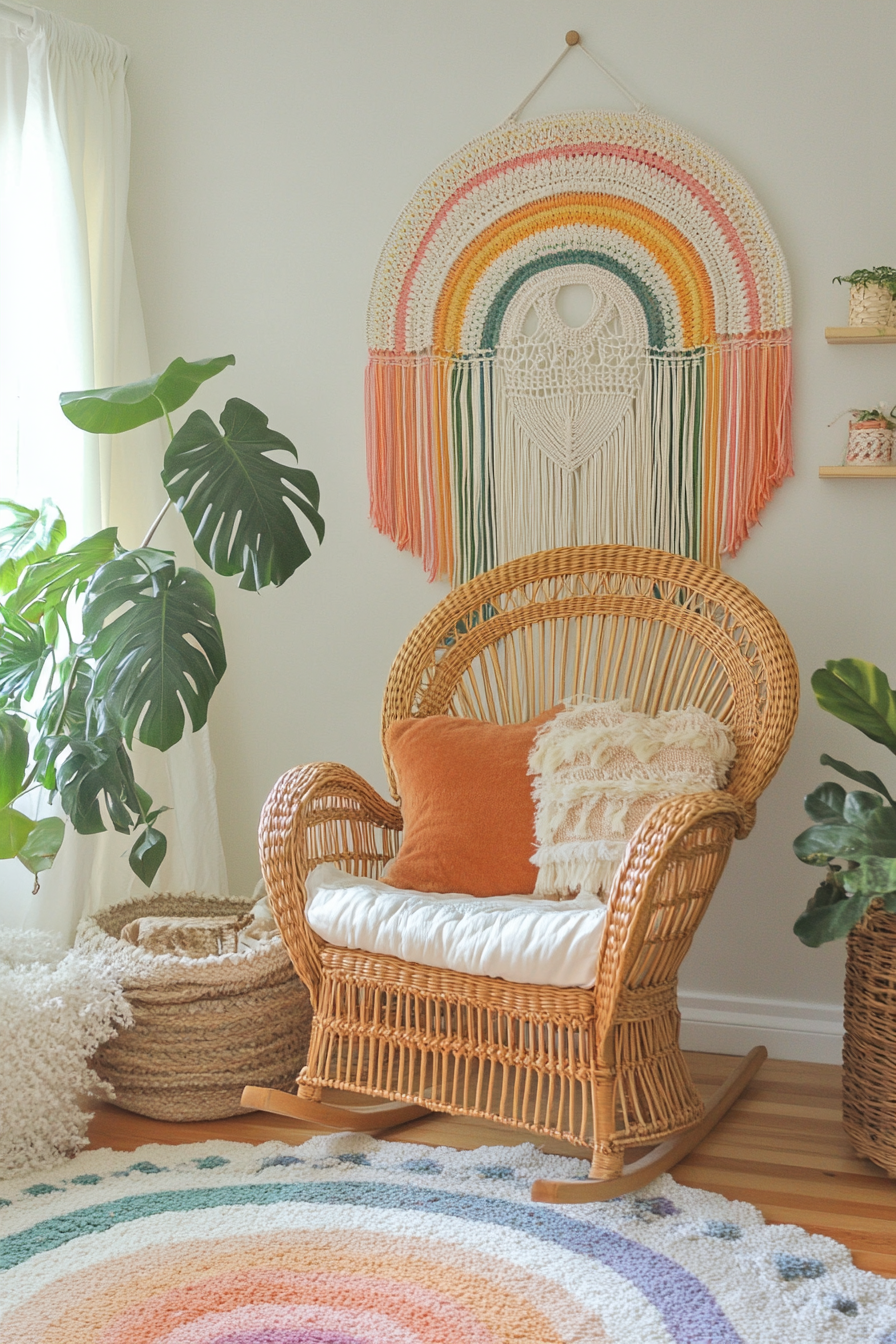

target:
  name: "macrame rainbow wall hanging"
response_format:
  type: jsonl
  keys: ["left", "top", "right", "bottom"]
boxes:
{"left": 366, "top": 111, "right": 792, "bottom": 584}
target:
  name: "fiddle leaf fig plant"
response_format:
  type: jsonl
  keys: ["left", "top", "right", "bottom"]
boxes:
{"left": 793, "top": 658, "right": 896, "bottom": 946}
{"left": 0, "top": 355, "right": 323, "bottom": 891}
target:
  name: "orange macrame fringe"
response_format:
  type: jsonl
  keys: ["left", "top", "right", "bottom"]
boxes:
{"left": 366, "top": 334, "right": 792, "bottom": 584}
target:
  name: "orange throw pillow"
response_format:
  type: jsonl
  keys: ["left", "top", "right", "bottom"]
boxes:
{"left": 382, "top": 710, "right": 557, "bottom": 897}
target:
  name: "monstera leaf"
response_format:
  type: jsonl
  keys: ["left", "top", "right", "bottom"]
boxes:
{"left": 161, "top": 398, "right": 324, "bottom": 591}
{"left": 0, "top": 711, "right": 29, "bottom": 809}
{"left": 53, "top": 728, "right": 168, "bottom": 884}
{"left": 55, "top": 730, "right": 144, "bottom": 835}
{"left": 128, "top": 823, "right": 168, "bottom": 886}
{"left": 0, "top": 606, "right": 50, "bottom": 706}
{"left": 32, "top": 662, "right": 94, "bottom": 793}
{"left": 83, "top": 550, "right": 226, "bottom": 751}
{"left": 0, "top": 706, "right": 33, "bottom": 864}
{"left": 60, "top": 355, "right": 235, "bottom": 434}
{"left": 0, "top": 355, "right": 326, "bottom": 892}
{"left": 0, "top": 806, "right": 34, "bottom": 860}
{"left": 0, "top": 500, "right": 65, "bottom": 593}
{"left": 35, "top": 656, "right": 90, "bottom": 742}
{"left": 812, "top": 659, "right": 896, "bottom": 754}
{"left": 16, "top": 817, "right": 65, "bottom": 880}
{"left": 7, "top": 529, "right": 117, "bottom": 623}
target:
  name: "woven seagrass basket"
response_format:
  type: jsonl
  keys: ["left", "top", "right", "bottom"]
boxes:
{"left": 842, "top": 904, "right": 896, "bottom": 1177}
{"left": 76, "top": 892, "right": 312, "bottom": 1121}
{"left": 848, "top": 283, "right": 896, "bottom": 328}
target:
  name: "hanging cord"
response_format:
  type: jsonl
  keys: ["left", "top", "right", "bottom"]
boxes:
{"left": 507, "top": 30, "right": 646, "bottom": 122}
{"left": 578, "top": 38, "right": 646, "bottom": 112}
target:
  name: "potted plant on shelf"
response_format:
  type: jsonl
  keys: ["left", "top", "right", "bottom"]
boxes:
{"left": 833, "top": 267, "right": 896, "bottom": 328}
{"left": 842, "top": 404, "right": 896, "bottom": 465}
{"left": 0, "top": 354, "right": 323, "bottom": 889}
{"left": 793, "top": 658, "right": 896, "bottom": 1176}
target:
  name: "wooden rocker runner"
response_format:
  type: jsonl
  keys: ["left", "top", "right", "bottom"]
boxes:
{"left": 242, "top": 545, "right": 798, "bottom": 1203}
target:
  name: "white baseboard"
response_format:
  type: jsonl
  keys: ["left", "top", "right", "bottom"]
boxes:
{"left": 678, "top": 990, "right": 843, "bottom": 1064}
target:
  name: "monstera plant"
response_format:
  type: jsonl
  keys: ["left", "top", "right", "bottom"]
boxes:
{"left": 793, "top": 658, "right": 896, "bottom": 945}
{"left": 0, "top": 355, "right": 323, "bottom": 890}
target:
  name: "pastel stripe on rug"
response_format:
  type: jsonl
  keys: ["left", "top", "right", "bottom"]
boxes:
{"left": 0, "top": 1134, "right": 893, "bottom": 1344}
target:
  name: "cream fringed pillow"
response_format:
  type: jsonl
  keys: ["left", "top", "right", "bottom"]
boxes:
{"left": 528, "top": 699, "right": 736, "bottom": 899}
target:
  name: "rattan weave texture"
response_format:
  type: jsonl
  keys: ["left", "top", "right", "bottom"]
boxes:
{"left": 843, "top": 906, "right": 896, "bottom": 1176}
{"left": 259, "top": 545, "right": 798, "bottom": 1175}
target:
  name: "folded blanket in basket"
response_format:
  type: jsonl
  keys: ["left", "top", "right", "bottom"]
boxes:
{"left": 119, "top": 897, "right": 277, "bottom": 958}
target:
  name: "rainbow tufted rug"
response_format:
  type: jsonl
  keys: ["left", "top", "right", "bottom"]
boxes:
{"left": 0, "top": 1133, "right": 893, "bottom": 1343}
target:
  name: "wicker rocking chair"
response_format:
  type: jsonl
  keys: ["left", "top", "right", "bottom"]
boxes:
{"left": 242, "top": 545, "right": 798, "bottom": 1202}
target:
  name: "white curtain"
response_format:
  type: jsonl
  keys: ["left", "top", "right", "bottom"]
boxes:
{"left": 0, "top": 3, "right": 228, "bottom": 939}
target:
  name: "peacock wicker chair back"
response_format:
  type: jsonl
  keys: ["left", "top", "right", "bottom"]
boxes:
{"left": 382, "top": 545, "right": 798, "bottom": 808}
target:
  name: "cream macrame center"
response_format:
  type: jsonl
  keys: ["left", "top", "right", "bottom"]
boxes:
{"left": 495, "top": 264, "right": 649, "bottom": 472}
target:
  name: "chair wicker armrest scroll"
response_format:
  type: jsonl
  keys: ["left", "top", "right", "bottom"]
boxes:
{"left": 584, "top": 790, "right": 748, "bottom": 1163}
{"left": 597, "top": 790, "right": 751, "bottom": 1022}
{"left": 259, "top": 762, "right": 403, "bottom": 999}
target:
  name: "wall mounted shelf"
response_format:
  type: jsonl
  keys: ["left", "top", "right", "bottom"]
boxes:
{"left": 825, "top": 326, "right": 896, "bottom": 344}
{"left": 819, "top": 464, "right": 896, "bottom": 478}
{"left": 823, "top": 323, "right": 896, "bottom": 467}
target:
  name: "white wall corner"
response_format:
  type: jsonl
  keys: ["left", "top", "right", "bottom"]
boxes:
{"left": 678, "top": 990, "right": 843, "bottom": 1064}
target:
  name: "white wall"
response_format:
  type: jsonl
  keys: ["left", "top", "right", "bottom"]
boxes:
{"left": 46, "top": 0, "right": 896, "bottom": 1041}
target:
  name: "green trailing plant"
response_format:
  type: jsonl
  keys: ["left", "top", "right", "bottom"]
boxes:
{"left": 0, "top": 355, "right": 323, "bottom": 891}
{"left": 793, "top": 659, "right": 896, "bottom": 946}
{"left": 833, "top": 266, "right": 896, "bottom": 298}
{"left": 849, "top": 404, "right": 896, "bottom": 428}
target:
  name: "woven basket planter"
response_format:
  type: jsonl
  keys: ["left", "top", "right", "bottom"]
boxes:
{"left": 76, "top": 892, "right": 312, "bottom": 1122}
{"left": 845, "top": 419, "right": 894, "bottom": 465}
{"left": 842, "top": 904, "right": 896, "bottom": 1177}
{"left": 848, "top": 283, "right": 896, "bottom": 328}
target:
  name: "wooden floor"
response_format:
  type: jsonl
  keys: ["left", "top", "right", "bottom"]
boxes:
{"left": 87, "top": 1051, "right": 896, "bottom": 1278}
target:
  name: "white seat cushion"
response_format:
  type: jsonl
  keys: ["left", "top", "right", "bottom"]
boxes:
{"left": 305, "top": 863, "right": 607, "bottom": 989}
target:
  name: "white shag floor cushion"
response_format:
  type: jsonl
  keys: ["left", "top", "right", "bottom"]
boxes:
{"left": 0, "top": 928, "right": 131, "bottom": 1176}
{"left": 305, "top": 863, "right": 607, "bottom": 989}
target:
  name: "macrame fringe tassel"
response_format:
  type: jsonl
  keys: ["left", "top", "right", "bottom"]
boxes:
{"left": 366, "top": 353, "right": 454, "bottom": 581}
{"left": 365, "top": 333, "right": 792, "bottom": 584}
{"left": 707, "top": 331, "right": 793, "bottom": 559}
{"left": 650, "top": 349, "right": 705, "bottom": 563}
{"left": 449, "top": 357, "right": 497, "bottom": 585}
{"left": 533, "top": 844, "right": 622, "bottom": 899}
{"left": 492, "top": 368, "right": 654, "bottom": 577}
{"left": 649, "top": 334, "right": 792, "bottom": 568}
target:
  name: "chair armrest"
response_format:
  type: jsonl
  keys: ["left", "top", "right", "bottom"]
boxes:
{"left": 592, "top": 790, "right": 750, "bottom": 1048}
{"left": 258, "top": 762, "right": 404, "bottom": 996}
